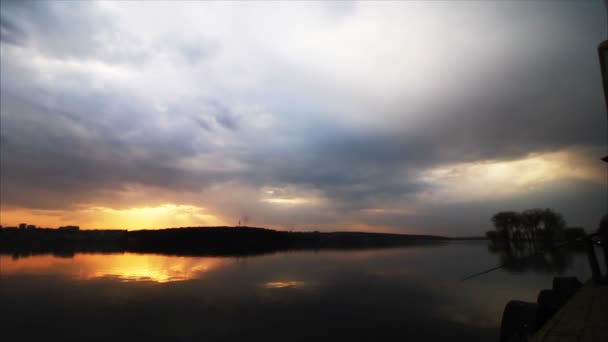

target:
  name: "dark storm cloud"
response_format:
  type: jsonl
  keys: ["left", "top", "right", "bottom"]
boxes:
{"left": 422, "top": 41, "right": 604, "bottom": 161}
{"left": 237, "top": 128, "right": 433, "bottom": 212}
{"left": 0, "top": 93, "right": 235, "bottom": 209}
{"left": 356, "top": 2, "right": 607, "bottom": 168}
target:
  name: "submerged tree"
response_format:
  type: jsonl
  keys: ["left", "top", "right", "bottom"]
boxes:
{"left": 539, "top": 208, "right": 565, "bottom": 241}
{"left": 491, "top": 211, "right": 522, "bottom": 241}
{"left": 521, "top": 208, "right": 544, "bottom": 241}
{"left": 489, "top": 208, "right": 566, "bottom": 243}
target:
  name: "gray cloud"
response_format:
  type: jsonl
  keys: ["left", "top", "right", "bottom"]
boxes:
{"left": 0, "top": 12, "right": 26, "bottom": 45}
{"left": 0, "top": 1, "right": 111, "bottom": 58}
{"left": 0, "top": 1, "right": 605, "bottom": 234}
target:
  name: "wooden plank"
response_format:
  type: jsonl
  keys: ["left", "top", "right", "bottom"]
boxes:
{"left": 532, "top": 283, "right": 608, "bottom": 342}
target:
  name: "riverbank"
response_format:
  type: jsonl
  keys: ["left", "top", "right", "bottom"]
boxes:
{"left": 0, "top": 226, "right": 451, "bottom": 257}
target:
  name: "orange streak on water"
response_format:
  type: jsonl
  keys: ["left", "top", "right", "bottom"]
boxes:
{"left": 0, "top": 253, "right": 225, "bottom": 283}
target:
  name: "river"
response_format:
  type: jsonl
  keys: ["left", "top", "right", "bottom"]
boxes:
{"left": 0, "top": 241, "right": 592, "bottom": 341}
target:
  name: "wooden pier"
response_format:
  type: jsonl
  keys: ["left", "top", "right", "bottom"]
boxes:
{"left": 499, "top": 231, "right": 608, "bottom": 342}
{"left": 531, "top": 282, "right": 608, "bottom": 342}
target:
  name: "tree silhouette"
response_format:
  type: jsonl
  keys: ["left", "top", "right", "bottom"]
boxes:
{"left": 491, "top": 211, "right": 522, "bottom": 241}
{"left": 538, "top": 208, "right": 565, "bottom": 241}
{"left": 489, "top": 208, "right": 566, "bottom": 243}
{"left": 521, "top": 208, "right": 544, "bottom": 241}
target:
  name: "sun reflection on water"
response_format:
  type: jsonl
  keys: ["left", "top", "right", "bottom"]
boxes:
{"left": 263, "top": 281, "right": 306, "bottom": 289}
{"left": 0, "top": 253, "right": 224, "bottom": 283}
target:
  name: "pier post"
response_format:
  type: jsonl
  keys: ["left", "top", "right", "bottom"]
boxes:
{"left": 585, "top": 236, "right": 602, "bottom": 282}
{"left": 599, "top": 218, "right": 608, "bottom": 274}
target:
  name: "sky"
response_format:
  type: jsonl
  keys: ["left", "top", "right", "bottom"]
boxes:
{"left": 0, "top": 1, "right": 606, "bottom": 236}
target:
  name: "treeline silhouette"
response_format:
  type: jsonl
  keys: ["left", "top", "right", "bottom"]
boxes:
{"left": 0, "top": 226, "right": 449, "bottom": 258}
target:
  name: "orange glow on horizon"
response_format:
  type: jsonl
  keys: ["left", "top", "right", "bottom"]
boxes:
{"left": 0, "top": 204, "right": 226, "bottom": 230}
{"left": 0, "top": 205, "right": 412, "bottom": 233}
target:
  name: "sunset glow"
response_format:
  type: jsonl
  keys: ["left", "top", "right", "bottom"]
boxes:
{"left": 0, "top": 204, "right": 225, "bottom": 229}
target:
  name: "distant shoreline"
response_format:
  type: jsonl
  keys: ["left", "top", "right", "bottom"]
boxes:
{"left": 0, "top": 226, "right": 484, "bottom": 257}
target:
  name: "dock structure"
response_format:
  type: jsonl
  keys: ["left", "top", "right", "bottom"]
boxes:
{"left": 531, "top": 282, "right": 608, "bottom": 342}
{"left": 499, "top": 230, "right": 608, "bottom": 342}
{"left": 529, "top": 37, "right": 608, "bottom": 342}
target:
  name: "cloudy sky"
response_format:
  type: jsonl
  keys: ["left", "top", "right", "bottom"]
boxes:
{"left": 0, "top": 1, "right": 606, "bottom": 236}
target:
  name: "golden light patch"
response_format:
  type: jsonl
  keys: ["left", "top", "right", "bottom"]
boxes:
{"left": 82, "top": 254, "right": 221, "bottom": 283}
{"left": 261, "top": 197, "right": 314, "bottom": 205}
{"left": 263, "top": 281, "right": 305, "bottom": 289}
{"left": 419, "top": 149, "right": 603, "bottom": 202}
{"left": 259, "top": 185, "right": 324, "bottom": 206}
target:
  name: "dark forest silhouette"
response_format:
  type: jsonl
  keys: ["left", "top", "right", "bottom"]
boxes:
{"left": 0, "top": 226, "right": 449, "bottom": 258}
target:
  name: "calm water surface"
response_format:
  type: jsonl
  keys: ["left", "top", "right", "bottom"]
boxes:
{"left": 0, "top": 241, "right": 592, "bottom": 341}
